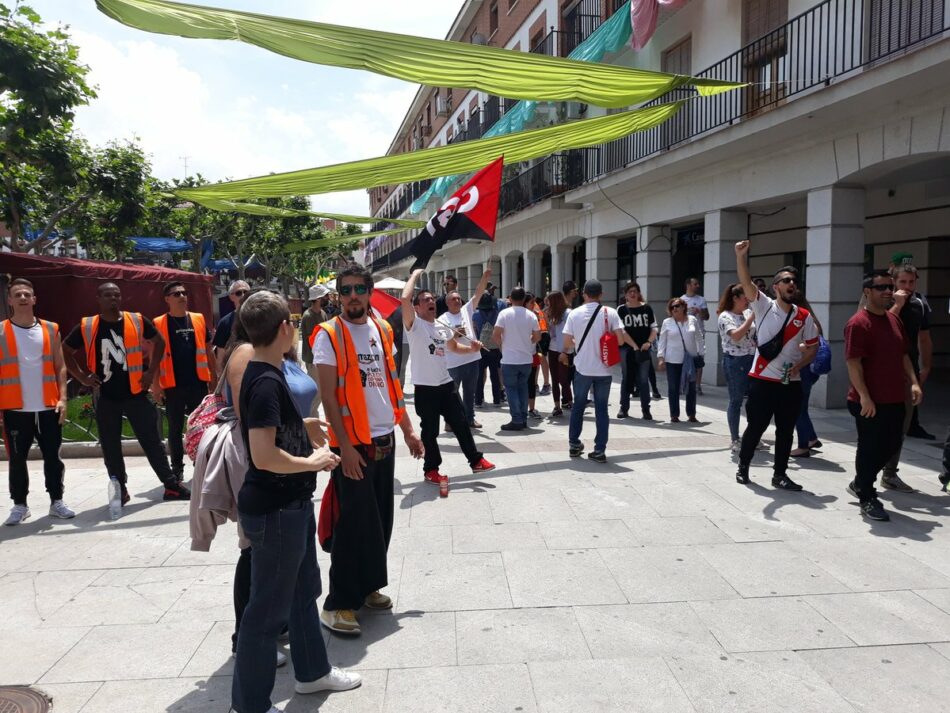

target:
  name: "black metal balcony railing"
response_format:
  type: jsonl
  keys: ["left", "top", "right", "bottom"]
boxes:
{"left": 499, "top": 0, "right": 949, "bottom": 216}
{"left": 499, "top": 151, "right": 594, "bottom": 217}
{"left": 530, "top": 29, "right": 583, "bottom": 57}
{"left": 562, "top": 0, "right": 605, "bottom": 56}
{"left": 483, "top": 95, "right": 502, "bottom": 128}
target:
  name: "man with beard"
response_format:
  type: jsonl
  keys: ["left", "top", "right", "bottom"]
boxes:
{"left": 733, "top": 241, "right": 819, "bottom": 491}
{"left": 435, "top": 274, "right": 457, "bottom": 317}
{"left": 312, "top": 263, "right": 423, "bottom": 636}
{"left": 844, "top": 270, "right": 923, "bottom": 521}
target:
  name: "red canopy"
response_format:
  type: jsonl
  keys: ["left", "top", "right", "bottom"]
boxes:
{"left": 0, "top": 253, "right": 216, "bottom": 334}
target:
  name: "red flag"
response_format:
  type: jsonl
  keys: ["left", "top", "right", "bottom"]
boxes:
{"left": 370, "top": 288, "right": 400, "bottom": 319}
{"left": 409, "top": 156, "right": 503, "bottom": 270}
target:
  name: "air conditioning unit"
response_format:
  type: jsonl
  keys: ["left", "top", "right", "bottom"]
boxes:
{"left": 436, "top": 95, "right": 452, "bottom": 116}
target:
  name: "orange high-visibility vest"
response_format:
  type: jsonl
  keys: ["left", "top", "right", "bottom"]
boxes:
{"left": 533, "top": 304, "right": 549, "bottom": 331}
{"left": 316, "top": 316, "right": 405, "bottom": 447}
{"left": 152, "top": 312, "right": 211, "bottom": 389}
{"left": 0, "top": 319, "right": 61, "bottom": 410}
{"left": 80, "top": 313, "right": 147, "bottom": 395}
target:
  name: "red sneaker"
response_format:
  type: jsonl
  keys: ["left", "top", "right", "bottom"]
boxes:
{"left": 439, "top": 475, "right": 449, "bottom": 498}
{"left": 424, "top": 469, "right": 444, "bottom": 485}
{"left": 471, "top": 458, "right": 496, "bottom": 473}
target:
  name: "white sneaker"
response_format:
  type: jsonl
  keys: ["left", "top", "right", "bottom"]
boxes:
{"left": 49, "top": 500, "right": 76, "bottom": 519}
{"left": 295, "top": 666, "right": 362, "bottom": 694}
{"left": 4, "top": 504, "right": 30, "bottom": 526}
{"left": 730, "top": 440, "right": 740, "bottom": 462}
{"left": 277, "top": 649, "right": 287, "bottom": 667}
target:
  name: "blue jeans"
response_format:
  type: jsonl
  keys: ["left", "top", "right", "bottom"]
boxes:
{"left": 665, "top": 362, "right": 696, "bottom": 419}
{"left": 796, "top": 368, "right": 819, "bottom": 448}
{"left": 722, "top": 354, "right": 753, "bottom": 440}
{"left": 232, "top": 500, "right": 330, "bottom": 713}
{"left": 501, "top": 362, "right": 531, "bottom": 425}
{"left": 449, "top": 359, "right": 480, "bottom": 424}
{"left": 620, "top": 346, "right": 652, "bottom": 414}
{"left": 569, "top": 372, "right": 612, "bottom": 453}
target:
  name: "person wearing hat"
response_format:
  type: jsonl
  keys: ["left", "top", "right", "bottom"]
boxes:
{"left": 301, "top": 284, "right": 329, "bottom": 418}
{"left": 213, "top": 280, "right": 251, "bottom": 372}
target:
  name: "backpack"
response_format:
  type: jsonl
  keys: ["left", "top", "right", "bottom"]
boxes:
{"left": 184, "top": 354, "right": 231, "bottom": 462}
{"left": 475, "top": 311, "right": 500, "bottom": 350}
{"left": 810, "top": 335, "right": 832, "bottom": 376}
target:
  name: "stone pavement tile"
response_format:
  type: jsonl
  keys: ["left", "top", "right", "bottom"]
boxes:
{"left": 74, "top": 676, "right": 233, "bottom": 713}
{"left": 0, "top": 534, "right": 86, "bottom": 572}
{"left": 573, "top": 602, "right": 723, "bottom": 658}
{"left": 41, "top": 578, "right": 173, "bottom": 627}
{"left": 398, "top": 553, "right": 512, "bottom": 611}
{"left": 163, "top": 531, "right": 244, "bottom": 566}
{"left": 40, "top": 621, "right": 213, "bottom": 683}
{"left": 456, "top": 607, "right": 590, "bottom": 665}
{"left": 539, "top": 519, "right": 639, "bottom": 549}
{"left": 180, "top": 620, "right": 237, "bottom": 678}
{"left": 623, "top": 515, "right": 732, "bottom": 546}
{"left": 788, "top": 506, "right": 927, "bottom": 539}
{"left": 931, "top": 642, "right": 950, "bottom": 661}
{"left": 326, "top": 610, "right": 456, "bottom": 670}
{"left": 528, "top": 657, "right": 695, "bottom": 713}
{"left": 631, "top": 481, "right": 741, "bottom": 518}
{"left": 0, "top": 570, "right": 102, "bottom": 629}
{"left": 384, "top": 663, "right": 536, "bottom": 713}
{"left": 689, "top": 598, "right": 854, "bottom": 653}
{"left": 385, "top": 526, "right": 453, "bottom": 557}
{"left": 799, "top": 644, "right": 950, "bottom": 712}
{"left": 666, "top": 651, "right": 856, "bottom": 713}
{"left": 29, "top": 533, "right": 187, "bottom": 571}
{"left": 559, "top": 485, "right": 657, "bottom": 521}
{"left": 502, "top": 549, "right": 626, "bottom": 607}
{"left": 274, "top": 668, "right": 388, "bottom": 713}
{"left": 913, "top": 587, "right": 950, "bottom": 616}
{"left": 517, "top": 469, "right": 595, "bottom": 490}
{"left": 788, "top": 537, "right": 950, "bottom": 591}
{"left": 888, "top": 537, "right": 950, "bottom": 578}
{"left": 488, "top": 489, "right": 577, "bottom": 523}
{"left": 706, "top": 512, "right": 819, "bottom": 543}
{"left": 702, "top": 478, "right": 843, "bottom": 516}
{"left": 697, "top": 542, "right": 851, "bottom": 597}
{"left": 452, "top": 522, "right": 546, "bottom": 554}
{"left": 803, "top": 590, "right": 950, "bottom": 646}
{"left": 0, "top": 626, "right": 91, "bottom": 684}
{"left": 407, "top": 492, "right": 493, "bottom": 527}
{"left": 33, "top": 682, "right": 103, "bottom": 713}
{"left": 599, "top": 546, "right": 739, "bottom": 604}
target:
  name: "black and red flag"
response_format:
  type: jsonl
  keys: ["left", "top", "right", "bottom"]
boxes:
{"left": 407, "top": 156, "right": 503, "bottom": 270}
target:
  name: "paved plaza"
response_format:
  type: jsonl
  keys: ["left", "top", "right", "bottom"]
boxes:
{"left": 2, "top": 379, "right": 950, "bottom": 712}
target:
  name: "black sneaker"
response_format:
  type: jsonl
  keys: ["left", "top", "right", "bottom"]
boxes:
{"left": 939, "top": 473, "right": 950, "bottom": 492}
{"left": 588, "top": 451, "right": 607, "bottom": 463}
{"left": 860, "top": 498, "right": 890, "bottom": 521}
{"left": 846, "top": 481, "right": 859, "bottom": 499}
{"left": 652, "top": 392, "right": 663, "bottom": 400}
{"left": 906, "top": 425, "right": 936, "bottom": 440}
{"left": 569, "top": 444, "right": 584, "bottom": 458}
{"left": 500, "top": 422, "right": 526, "bottom": 431}
{"left": 642, "top": 410, "right": 653, "bottom": 421}
{"left": 772, "top": 474, "right": 803, "bottom": 491}
{"left": 735, "top": 464, "right": 750, "bottom": 484}
{"left": 163, "top": 481, "right": 191, "bottom": 501}
{"left": 616, "top": 410, "right": 628, "bottom": 419}
{"left": 881, "top": 474, "right": 914, "bottom": 493}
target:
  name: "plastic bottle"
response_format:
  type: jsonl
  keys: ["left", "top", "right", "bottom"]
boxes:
{"left": 439, "top": 475, "right": 449, "bottom": 498}
{"left": 108, "top": 476, "right": 122, "bottom": 520}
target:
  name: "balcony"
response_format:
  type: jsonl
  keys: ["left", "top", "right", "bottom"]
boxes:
{"left": 561, "top": 0, "right": 605, "bottom": 56}
{"left": 530, "top": 29, "right": 583, "bottom": 58}
{"left": 499, "top": 151, "right": 597, "bottom": 217}
{"left": 500, "top": 0, "right": 950, "bottom": 217}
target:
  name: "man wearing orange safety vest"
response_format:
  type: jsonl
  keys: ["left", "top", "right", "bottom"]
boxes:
{"left": 1, "top": 278, "right": 73, "bottom": 526}
{"left": 312, "top": 263, "right": 423, "bottom": 636}
{"left": 63, "top": 282, "right": 190, "bottom": 506}
{"left": 151, "top": 281, "right": 216, "bottom": 480}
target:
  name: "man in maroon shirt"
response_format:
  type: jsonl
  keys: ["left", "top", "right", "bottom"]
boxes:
{"left": 844, "top": 270, "right": 923, "bottom": 521}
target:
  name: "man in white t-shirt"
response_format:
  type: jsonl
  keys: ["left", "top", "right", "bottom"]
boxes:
{"left": 403, "top": 269, "right": 495, "bottom": 493}
{"left": 734, "top": 241, "right": 819, "bottom": 491}
{"left": 561, "top": 280, "right": 625, "bottom": 463}
{"left": 437, "top": 266, "right": 492, "bottom": 428}
{"left": 1, "top": 278, "right": 73, "bottom": 526}
{"left": 313, "top": 263, "right": 424, "bottom": 636}
{"left": 681, "top": 277, "right": 709, "bottom": 394}
{"left": 493, "top": 287, "right": 541, "bottom": 431}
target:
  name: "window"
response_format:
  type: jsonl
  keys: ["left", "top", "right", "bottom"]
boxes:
{"left": 741, "top": 0, "right": 788, "bottom": 114}
{"left": 489, "top": 1, "right": 499, "bottom": 35}
{"left": 661, "top": 37, "right": 692, "bottom": 147}
{"left": 867, "top": 0, "right": 945, "bottom": 61}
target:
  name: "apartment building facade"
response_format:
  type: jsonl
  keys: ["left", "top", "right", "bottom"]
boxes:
{"left": 368, "top": 0, "right": 950, "bottom": 407}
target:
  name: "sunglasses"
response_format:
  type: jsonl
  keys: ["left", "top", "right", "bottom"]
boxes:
{"left": 232, "top": 290, "right": 249, "bottom": 297}
{"left": 774, "top": 277, "right": 797, "bottom": 285}
{"left": 672, "top": 304, "right": 686, "bottom": 310}
{"left": 168, "top": 290, "right": 187, "bottom": 298}
{"left": 339, "top": 284, "right": 369, "bottom": 296}
{"left": 869, "top": 284, "right": 895, "bottom": 292}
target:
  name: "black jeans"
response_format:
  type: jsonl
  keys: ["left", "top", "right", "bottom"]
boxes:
{"left": 164, "top": 382, "right": 208, "bottom": 476}
{"left": 620, "top": 347, "right": 651, "bottom": 414}
{"left": 477, "top": 349, "right": 503, "bottom": 404}
{"left": 414, "top": 381, "right": 482, "bottom": 470}
{"left": 547, "top": 351, "right": 573, "bottom": 407}
{"left": 95, "top": 393, "right": 175, "bottom": 486}
{"left": 739, "top": 379, "right": 803, "bottom": 477}
{"left": 232, "top": 546, "right": 252, "bottom": 651}
{"left": 325, "top": 435, "right": 395, "bottom": 611}
{"left": 4, "top": 409, "right": 64, "bottom": 505}
{"left": 943, "top": 426, "right": 950, "bottom": 479}
{"left": 848, "top": 400, "right": 906, "bottom": 503}
{"left": 233, "top": 500, "right": 330, "bottom": 713}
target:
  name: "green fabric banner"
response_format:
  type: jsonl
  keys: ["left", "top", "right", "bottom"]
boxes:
{"left": 96, "top": 0, "right": 742, "bottom": 108}
{"left": 174, "top": 101, "right": 684, "bottom": 202}
{"left": 284, "top": 229, "right": 402, "bottom": 253}
{"left": 193, "top": 197, "right": 425, "bottom": 227}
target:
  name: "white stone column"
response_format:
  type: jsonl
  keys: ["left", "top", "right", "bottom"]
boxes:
{"left": 525, "top": 252, "right": 544, "bottom": 297}
{"left": 586, "top": 236, "right": 618, "bottom": 304}
{"left": 502, "top": 255, "right": 519, "bottom": 296}
{"left": 703, "top": 210, "right": 747, "bottom": 385}
{"left": 635, "top": 226, "right": 671, "bottom": 310}
{"left": 551, "top": 245, "right": 571, "bottom": 292}
{"left": 457, "top": 266, "right": 470, "bottom": 298}
{"left": 806, "top": 186, "right": 866, "bottom": 409}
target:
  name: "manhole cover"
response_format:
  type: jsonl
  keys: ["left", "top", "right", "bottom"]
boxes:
{"left": 0, "top": 687, "right": 50, "bottom": 713}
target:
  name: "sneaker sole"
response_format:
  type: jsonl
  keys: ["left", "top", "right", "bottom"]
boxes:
{"left": 861, "top": 510, "right": 890, "bottom": 522}
{"left": 881, "top": 480, "right": 914, "bottom": 493}
{"left": 295, "top": 679, "right": 363, "bottom": 695}
{"left": 320, "top": 620, "right": 361, "bottom": 635}
{"left": 49, "top": 511, "right": 76, "bottom": 519}
{"left": 472, "top": 465, "right": 496, "bottom": 473}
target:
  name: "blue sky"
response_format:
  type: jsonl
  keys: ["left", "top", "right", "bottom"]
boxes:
{"left": 31, "top": 0, "right": 464, "bottom": 217}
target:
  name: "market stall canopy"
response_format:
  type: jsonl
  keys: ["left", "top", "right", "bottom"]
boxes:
{"left": 373, "top": 277, "right": 407, "bottom": 290}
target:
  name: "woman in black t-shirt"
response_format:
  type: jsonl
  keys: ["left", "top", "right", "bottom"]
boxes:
{"left": 616, "top": 282, "right": 658, "bottom": 420}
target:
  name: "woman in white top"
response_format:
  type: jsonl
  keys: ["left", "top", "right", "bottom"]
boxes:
{"left": 543, "top": 291, "right": 572, "bottom": 416}
{"left": 717, "top": 284, "right": 757, "bottom": 453}
{"left": 657, "top": 297, "right": 705, "bottom": 422}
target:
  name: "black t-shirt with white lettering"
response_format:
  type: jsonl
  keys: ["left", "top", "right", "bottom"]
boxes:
{"left": 65, "top": 316, "right": 157, "bottom": 400}
{"left": 617, "top": 304, "right": 656, "bottom": 347}
{"left": 237, "top": 361, "right": 316, "bottom": 515}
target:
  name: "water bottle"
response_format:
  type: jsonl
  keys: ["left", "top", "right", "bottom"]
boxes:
{"left": 781, "top": 362, "right": 793, "bottom": 385}
{"left": 108, "top": 476, "right": 122, "bottom": 520}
